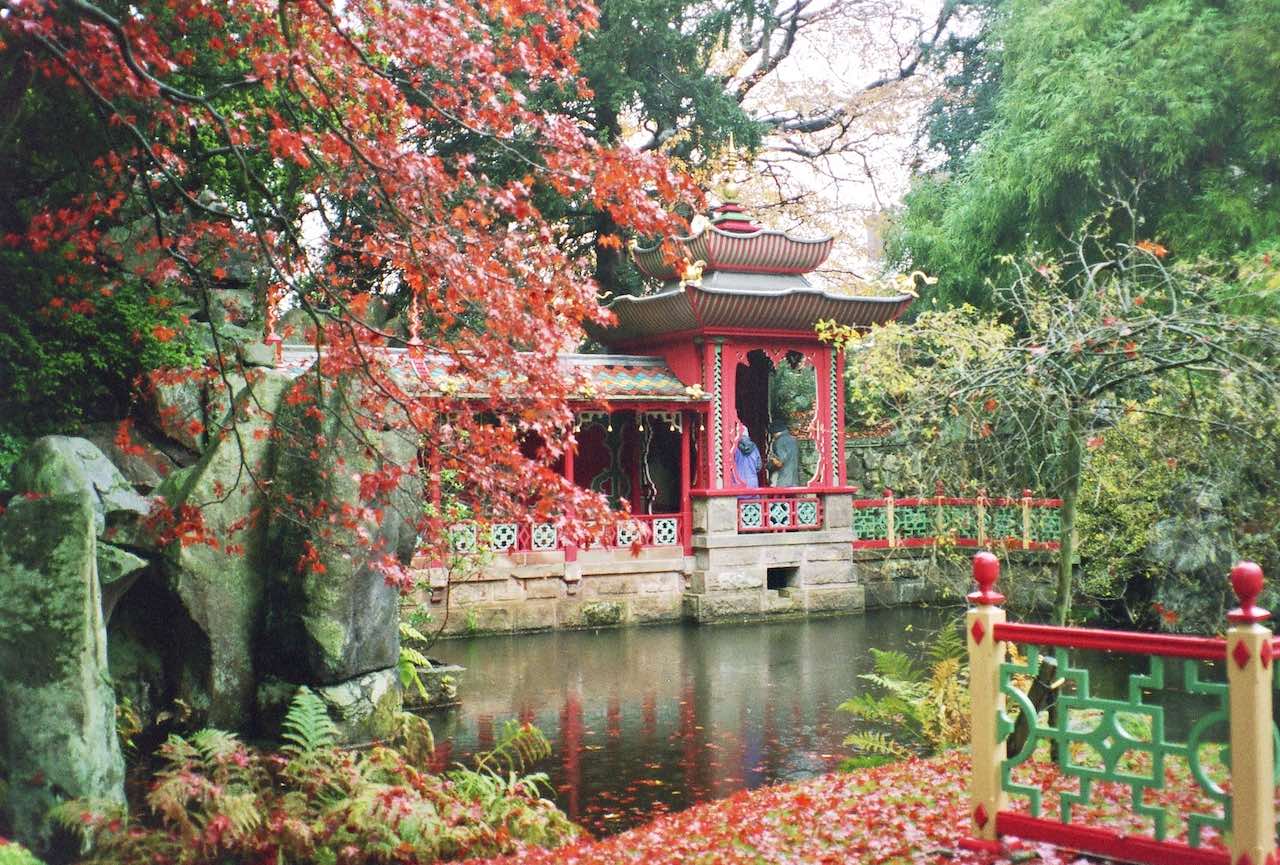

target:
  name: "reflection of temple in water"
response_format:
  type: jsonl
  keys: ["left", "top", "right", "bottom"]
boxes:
{"left": 405, "top": 184, "right": 920, "bottom": 633}
{"left": 427, "top": 611, "right": 945, "bottom": 835}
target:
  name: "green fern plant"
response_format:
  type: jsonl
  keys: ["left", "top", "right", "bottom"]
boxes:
{"left": 470, "top": 720, "right": 552, "bottom": 778}
{"left": 57, "top": 711, "right": 574, "bottom": 865}
{"left": 0, "top": 838, "right": 45, "bottom": 865}
{"left": 839, "top": 620, "right": 971, "bottom": 764}
{"left": 398, "top": 621, "right": 434, "bottom": 702}
{"left": 280, "top": 687, "right": 338, "bottom": 755}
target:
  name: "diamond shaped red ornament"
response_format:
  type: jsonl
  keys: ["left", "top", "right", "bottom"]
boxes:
{"left": 1237, "top": 854, "right": 1253, "bottom": 865}
{"left": 1233, "top": 640, "right": 1251, "bottom": 670}
{"left": 971, "top": 619, "right": 986, "bottom": 646}
{"left": 974, "top": 803, "right": 989, "bottom": 829}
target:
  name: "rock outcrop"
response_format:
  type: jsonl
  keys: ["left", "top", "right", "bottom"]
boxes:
{"left": 159, "top": 369, "right": 292, "bottom": 730}
{"left": 263, "top": 370, "right": 417, "bottom": 687}
{"left": 9, "top": 436, "right": 150, "bottom": 536}
{"left": 0, "top": 493, "right": 126, "bottom": 854}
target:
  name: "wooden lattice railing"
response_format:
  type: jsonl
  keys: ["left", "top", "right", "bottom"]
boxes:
{"left": 852, "top": 484, "right": 1061, "bottom": 551}
{"left": 961, "top": 552, "right": 1276, "bottom": 865}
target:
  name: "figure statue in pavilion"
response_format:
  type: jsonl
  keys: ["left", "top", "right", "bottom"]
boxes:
{"left": 732, "top": 433, "right": 762, "bottom": 488}
{"left": 767, "top": 420, "right": 799, "bottom": 488}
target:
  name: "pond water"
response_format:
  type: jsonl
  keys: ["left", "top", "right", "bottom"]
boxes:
{"left": 422, "top": 608, "right": 955, "bottom": 836}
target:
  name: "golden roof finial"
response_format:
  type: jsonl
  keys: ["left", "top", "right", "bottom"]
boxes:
{"left": 717, "top": 132, "right": 742, "bottom": 203}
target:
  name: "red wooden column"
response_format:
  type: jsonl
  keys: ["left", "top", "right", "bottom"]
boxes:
{"left": 563, "top": 420, "right": 578, "bottom": 564}
{"left": 629, "top": 413, "right": 644, "bottom": 513}
{"left": 680, "top": 410, "right": 692, "bottom": 554}
{"left": 836, "top": 349, "right": 847, "bottom": 487}
{"left": 427, "top": 445, "right": 444, "bottom": 571}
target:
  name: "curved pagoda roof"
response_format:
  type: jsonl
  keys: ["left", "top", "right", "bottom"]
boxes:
{"left": 593, "top": 200, "right": 912, "bottom": 345}
{"left": 277, "top": 346, "right": 705, "bottom": 403}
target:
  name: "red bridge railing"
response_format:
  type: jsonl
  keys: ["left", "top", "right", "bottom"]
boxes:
{"left": 961, "top": 552, "right": 1275, "bottom": 865}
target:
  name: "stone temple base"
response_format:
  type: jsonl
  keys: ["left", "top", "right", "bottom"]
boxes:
{"left": 404, "top": 491, "right": 1057, "bottom": 637}
{"left": 683, "top": 530, "right": 864, "bottom": 623}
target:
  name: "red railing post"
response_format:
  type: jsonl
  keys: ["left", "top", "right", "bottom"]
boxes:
{"left": 977, "top": 488, "right": 988, "bottom": 548}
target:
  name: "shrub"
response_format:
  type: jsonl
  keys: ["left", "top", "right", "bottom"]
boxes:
{"left": 839, "top": 621, "right": 970, "bottom": 764}
{"left": 58, "top": 690, "right": 578, "bottom": 864}
{"left": 0, "top": 838, "right": 45, "bottom": 865}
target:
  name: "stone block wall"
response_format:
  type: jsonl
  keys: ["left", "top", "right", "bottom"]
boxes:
{"left": 405, "top": 492, "right": 1058, "bottom": 638}
{"left": 407, "top": 547, "right": 687, "bottom": 637}
{"left": 857, "top": 547, "right": 1057, "bottom": 612}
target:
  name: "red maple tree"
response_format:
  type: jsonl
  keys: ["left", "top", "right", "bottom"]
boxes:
{"left": 2, "top": 0, "right": 699, "bottom": 576}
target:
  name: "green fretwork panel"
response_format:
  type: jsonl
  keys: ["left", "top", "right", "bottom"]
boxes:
{"left": 896, "top": 505, "right": 931, "bottom": 538}
{"left": 1030, "top": 508, "right": 1062, "bottom": 542}
{"left": 940, "top": 504, "right": 978, "bottom": 538}
{"left": 988, "top": 506, "right": 1021, "bottom": 540}
{"left": 997, "top": 648, "right": 1229, "bottom": 846}
{"left": 853, "top": 506, "right": 888, "bottom": 541}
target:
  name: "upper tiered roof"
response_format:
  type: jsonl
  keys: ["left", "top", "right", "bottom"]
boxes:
{"left": 630, "top": 202, "right": 835, "bottom": 281}
{"left": 593, "top": 192, "right": 913, "bottom": 346}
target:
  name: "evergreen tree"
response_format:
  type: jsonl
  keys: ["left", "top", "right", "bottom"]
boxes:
{"left": 889, "top": 0, "right": 1280, "bottom": 311}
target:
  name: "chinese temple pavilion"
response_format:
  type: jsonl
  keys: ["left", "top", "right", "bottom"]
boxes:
{"left": 404, "top": 190, "right": 921, "bottom": 632}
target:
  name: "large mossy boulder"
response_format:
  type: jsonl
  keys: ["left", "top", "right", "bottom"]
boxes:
{"left": 9, "top": 436, "right": 150, "bottom": 536}
{"left": 263, "top": 370, "right": 419, "bottom": 685}
{"left": 257, "top": 668, "right": 402, "bottom": 744}
{"left": 0, "top": 493, "right": 125, "bottom": 855}
{"left": 158, "top": 368, "right": 293, "bottom": 730}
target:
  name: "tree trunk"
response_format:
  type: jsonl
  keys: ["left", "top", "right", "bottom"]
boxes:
{"left": 593, "top": 208, "right": 622, "bottom": 298}
{"left": 591, "top": 86, "right": 623, "bottom": 299}
{"left": 1053, "top": 413, "right": 1083, "bottom": 625}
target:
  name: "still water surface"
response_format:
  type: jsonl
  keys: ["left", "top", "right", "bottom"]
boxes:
{"left": 424, "top": 608, "right": 953, "bottom": 835}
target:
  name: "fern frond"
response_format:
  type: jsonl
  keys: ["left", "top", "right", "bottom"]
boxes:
{"left": 868, "top": 648, "right": 920, "bottom": 682}
{"left": 281, "top": 687, "right": 338, "bottom": 755}
{"left": 190, "top": 728, "right": 243, "bottom": 764}
{"left": 841, "top": 730, "right": 913, "bottom": 760}
{"left": 857, "top": 672, "right": 929, "bottom": 703}
{"left": 391, "top": 711, "right": 436, "bottom": 767}
{"left": 837, "top": 693, "right": 915, "bottom": 724}
{"left": 472, "top": 721, "right": 551, "bottom": 776}
{"left": 400, "top": 645, "right": 433, "bottom": 669}
{"left": 399, "top": 621, "right": 432, "bottom": 646}
{"left": 217, "top": 791, "right": 264, "bottom": 840}
{"left": 926, "top": 619, "right": 967, "bottom": 664}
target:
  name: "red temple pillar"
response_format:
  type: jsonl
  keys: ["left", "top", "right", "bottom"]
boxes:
{"left": 680, "top": 410, "right": 692, "bottom": 554}
{"left": 836, "top": 349, "right": 847, "bottom": 487}
{"left": 563, "top": 420, "right": 578, "bottom": 563}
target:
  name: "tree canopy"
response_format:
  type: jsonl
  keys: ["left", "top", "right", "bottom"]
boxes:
{"left": 0, "top": 0, "right": 697, "bottom": 557}
{"left": 888, "top": 0, "right": 1280, "bottom": 310}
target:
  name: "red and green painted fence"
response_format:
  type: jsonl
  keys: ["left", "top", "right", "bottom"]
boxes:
{"left": 852, "top": 485, "right": 1062, "bottom": 551}
{"left": 963, "top": 552, "right": 1276, "bottom": 865}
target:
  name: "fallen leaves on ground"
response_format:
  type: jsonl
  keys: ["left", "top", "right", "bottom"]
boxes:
{"left": 463, "top": 746, "right": 1253, "bottom": 865}
{"left": 462, "top": 752, "right": 1075, "bottom": 865}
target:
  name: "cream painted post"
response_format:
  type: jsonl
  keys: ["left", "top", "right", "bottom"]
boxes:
{"left": 1225, "top": 561, "right": 1276, "bottom": 865}
{"left": 884, "top": 488, "right": 896, "bottom": 549}
{"left": 1020, "top": 489, "right": 1033, "bottom": 550}
{"left": 934, "top": 481, "right": 946, "bottom": 544}
{"left": 967, "top": 551, "right": 1007, "bottom": 843}
{"left": 976, "top": 489, "right": 988, "bottom": 548}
